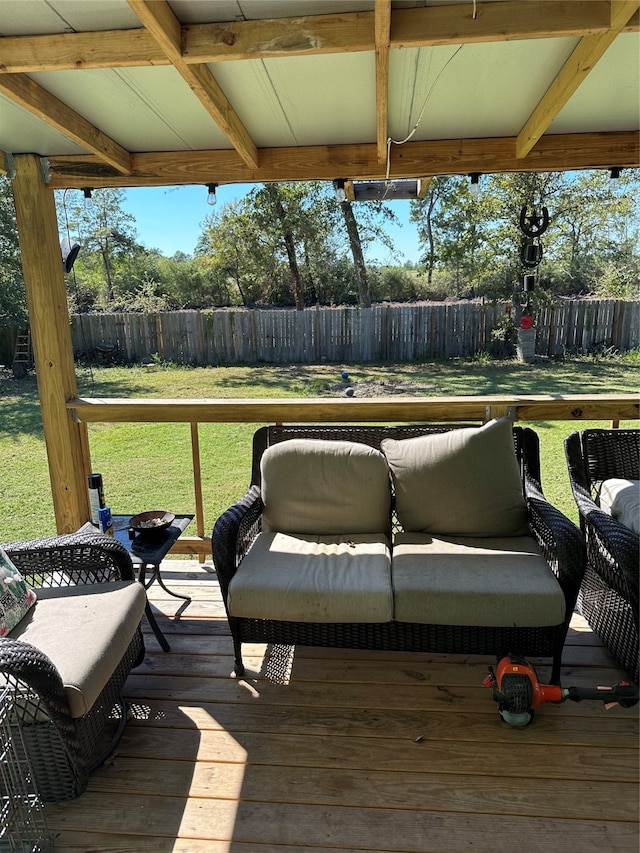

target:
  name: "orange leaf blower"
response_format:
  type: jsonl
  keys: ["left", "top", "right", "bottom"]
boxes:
{"left": 484, "top": 653, "right": 638, "bottom": 727}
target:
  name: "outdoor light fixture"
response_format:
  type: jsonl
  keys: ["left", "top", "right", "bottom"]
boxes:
{"left": 469, "top": 173, "right": 481, "bottom": 196}
{"left": 82, "top": 188, "right": 93, "bottom": 210}
{"left": 351, "top": 179, "right": 421, "bottom": 201}
{"left": 333, "top": 179, "right": 347, "bottom": 202}
{"left": 207, "top": 183, "right": 218, "bottom": 205}
{"left": 60, "top": 237, "right": 81, "bottom": 273}
{"left": 609, "top": 167, "right": 621, "bottom": 188}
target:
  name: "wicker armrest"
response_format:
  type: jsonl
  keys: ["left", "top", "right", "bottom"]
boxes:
{"left": 580, "top": 503, "right": 639, "bottom": 602}
{"left": 212, "top": 486, "right": 263, "bottom": 593}
{"left": 0, "top": 638, "right": 79, "bottom": 734}
{"left": 2, "top": 533, "right": 135, "bottom": 587}
{"left": 525, "top": 486, "right": 585, "bottom": 613}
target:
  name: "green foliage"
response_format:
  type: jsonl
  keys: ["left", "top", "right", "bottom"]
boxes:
{"left": 0, "top": 171, "right": 636, "bottom": 327}
{"left": 195, "top": 183, "right": 397, "bottom": 308}
{"left": 411, "top": 169, "right": 640, "bottom": 300}
{"left": 490, "top": 312, "right": 517, "bottom": 357}
{"left": 0, "top": 176, "right": 27, "bottom": 329}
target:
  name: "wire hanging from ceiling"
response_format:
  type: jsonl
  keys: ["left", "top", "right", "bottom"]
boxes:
{"left": 60, "top": 187, "right": 96, "bottom": 393}
{"left": 385, "top": 43, "right": 465, "bottom": 186}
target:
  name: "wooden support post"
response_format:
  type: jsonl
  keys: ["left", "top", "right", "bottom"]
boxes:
{"left": 11, "top": 154, "right": 91, "bottom": 532}
{"left": 190, "top": 422, "right": 206, "bottom": 563}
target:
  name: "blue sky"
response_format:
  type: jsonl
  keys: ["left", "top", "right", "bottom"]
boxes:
{"left": 120, "top": 184, "right": 422, "bottom": 265}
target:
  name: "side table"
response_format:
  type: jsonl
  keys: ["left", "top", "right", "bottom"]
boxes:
{"left": 80, "top": 514, "right": 194, "bottom": 652}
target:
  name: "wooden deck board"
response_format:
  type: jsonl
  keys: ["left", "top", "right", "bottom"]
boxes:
{"left": 45, "top": 561, "right": 639, "bottom": 853}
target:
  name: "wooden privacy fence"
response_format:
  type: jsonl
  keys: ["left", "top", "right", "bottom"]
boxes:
{"left": 69, "top": 299, "right": 640, "bottom": 366}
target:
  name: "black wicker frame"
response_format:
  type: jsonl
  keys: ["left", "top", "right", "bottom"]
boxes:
{"left": 213, "top": 424, "right": 585, "bottom": 685}
{"left": 565, "top": 428, "right": 639, "bottom": 682}
{"left": 0, "top": 532, "right": 145, "bottom": 802}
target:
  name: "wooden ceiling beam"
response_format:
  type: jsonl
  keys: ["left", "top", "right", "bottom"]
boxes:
{"left": 3, "top": 3, "right": 637, "bottom": 73}
{"left": 374, "top": 0, "right": 391, "bottom": 166}
{"left": 391, "top": 0, "right": 613, "bottom": 48}
{"left": 0, "top": 29, "right": 167, "bottom": 74}
{"left": 184, "top": 11, "right": 374, "bottom": 63}
{"left": 45, "top": 131, "right": 639, "bottom": 189}
{"left": 127, "top": 0, "right": 259, "bottom": 170}
{"left": 0, "top": 73, "right": 132, "bottom": 174}
{"left": 417, "top": 178, "right": 433, "bottom": 199}
{"left": 516, "top": 0, "right": 640, "bottom": 158}
{"left": 344, "top": 180, "right": 356, "bottom": 202}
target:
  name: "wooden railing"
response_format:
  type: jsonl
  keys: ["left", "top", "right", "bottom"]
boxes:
{"left": 67, "top": 394, "right": 639, "bottom": 558}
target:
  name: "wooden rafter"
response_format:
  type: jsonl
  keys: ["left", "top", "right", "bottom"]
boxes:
{"left": 127, "top": 0, "right": 259, "bottom": 170}
{"left": 0, "top": 74, "right": 132, "bottom": 175}
{"left": 374, "top": 0, "right": 392, "bottom": 166}
{"left": 516, "top": 0, "right": 640, "bottom": 158}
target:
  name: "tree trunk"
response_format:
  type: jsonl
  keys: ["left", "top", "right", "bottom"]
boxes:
{"left": 425, "top": 194, "right": 436, "bottom": 287}
{"left": 102, "top": 239, "right": 114, "bottom": 301}
{"left": 282, "top": 230, "right": 305, "bottom": 310}
{"left": 271, "top": 193, "right": 305, "bottom": 310}
{"left": 340, "top": 200, "right": 371, "bottom": 308}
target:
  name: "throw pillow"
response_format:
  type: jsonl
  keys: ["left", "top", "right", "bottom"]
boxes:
{"left": 261, "top": 438, "right": 391, "bottom": 535}
{"left": 0, "top": 547, "right": 37, "bottom": 636}
{"left": 381, "top": 418, "right": 530, "bottom": 537}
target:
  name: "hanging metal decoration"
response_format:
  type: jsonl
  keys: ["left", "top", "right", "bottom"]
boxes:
{"left": 518, "top": 205, "right": 550, "bottom": 323}
{"left": 519, "top": 205, "right": 549, "bottom": 269}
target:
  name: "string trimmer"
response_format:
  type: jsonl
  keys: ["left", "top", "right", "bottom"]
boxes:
{"left": 484, "top": 653, "right": 638, "bottom": 727}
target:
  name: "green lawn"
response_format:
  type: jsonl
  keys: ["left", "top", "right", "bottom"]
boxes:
{"left": 1, "top": 357, "right": 637, "bottom": 544}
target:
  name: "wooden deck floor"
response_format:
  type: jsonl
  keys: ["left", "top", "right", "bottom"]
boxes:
{"left": 45, "top": 560, "right": 639, "bottom": 852}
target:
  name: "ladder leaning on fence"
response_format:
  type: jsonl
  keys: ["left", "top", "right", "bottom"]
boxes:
{"left": 12, "top": 329, "right": 33, "bottom": 378}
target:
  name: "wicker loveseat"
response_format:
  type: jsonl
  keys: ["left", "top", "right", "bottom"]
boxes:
{"left": 213, "top": 420, "right": 585, "bottom": 684}
{"left": 0, "top": 532, "right": 146, "bottom": 801}
{"left": 565, "top": 428, "right": 639, "bottom": 682}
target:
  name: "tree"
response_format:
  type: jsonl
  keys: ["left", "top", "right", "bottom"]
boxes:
{"left": 197, "top": 199, "right": 283, "bottom": 306}
{"left": 410, "top": 169, "right": 640, "bottom": 300}
{"left": 549, "top": 170, "right": 639, "bottom": 294}
{"left": 415, "top": 176, "right": 492, "bottom": 297}
{"left": 338, "top": 199, "right": 371, "bottom": 307}
{"left": 0, "top": 176, "right": 27, "bottom": 329}
{"left": 409, "top": 177, "right": 451, "bottom": 287}
{"left": 251, "top": 182, "right": 342, "bottom": 310}
{"left": 257, "top": 184, "right": 306, "bottom": 310}
{"left": 56, "top": 188, "right": 140, "bottom": 305}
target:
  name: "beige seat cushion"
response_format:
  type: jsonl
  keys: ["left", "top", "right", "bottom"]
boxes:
{"left": 261, "top": 439, "right": 391, "bottom": 535}
{"left": 381, "top": 418, "right": 529, "bottom": 537}
{"left": 9, "top": 582, "right": 146, "bottom": 718}
{"left": 228, "top": 532, "right": 393, "bottom": 622}
{"left": 600, "top": 478, "right": 640, "bottom": 535}
{"left": 392, "top": 533, "right": 565, "bottom": 627}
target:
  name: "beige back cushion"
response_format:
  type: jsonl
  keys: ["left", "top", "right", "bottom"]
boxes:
{"left": 261, "top": 438, "right": 391, "bottom": 535}
{"left": 381, "top": 418, "right": 529, "bottom": 537}
{"left": 600, "top": 478, "right": 640, "bottom": 535}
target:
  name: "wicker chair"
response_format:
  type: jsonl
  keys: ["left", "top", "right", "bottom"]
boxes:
{"left": 213, "top": 424, "right": 585, "bottom": 684}
{"left": 565, "top": 428, "right": 639, "bottom": 682}
{"left": 0, "top": 532, "right": 146, "bottom": 801}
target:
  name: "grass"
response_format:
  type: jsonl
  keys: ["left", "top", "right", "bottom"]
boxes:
{"left": 0, "top": 356, "right": 638, "bottom": 544}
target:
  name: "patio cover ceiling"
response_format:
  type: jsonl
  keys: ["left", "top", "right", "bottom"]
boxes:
{"left": 0, "top": 0, "right": 639, "bottom": 189}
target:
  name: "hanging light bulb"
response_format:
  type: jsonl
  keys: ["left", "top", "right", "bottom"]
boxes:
{"left": 609, "top": 167, "right": 621, "bottom": 189}
{"left": 333, "top": 178, "right": 347, "bottom": 202}
{"left": 207, "top": 183, "right": 218, "bottom": 206}
{"left": 82, "top": 188, "right": 93, "bottom": 210}
{"left": 469, "top": 173, "right": 481, "bottom": 196}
